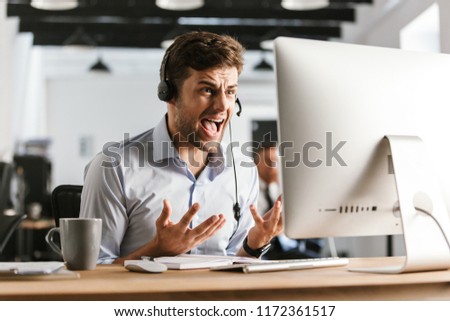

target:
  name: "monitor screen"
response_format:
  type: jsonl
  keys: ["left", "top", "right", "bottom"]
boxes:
{"left": 274, "top": 37, "right": 450, "bottom": 272}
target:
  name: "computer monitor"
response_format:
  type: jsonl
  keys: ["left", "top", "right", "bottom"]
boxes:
{"left": 274, "top": 37, "right": 450, "bottom": 273}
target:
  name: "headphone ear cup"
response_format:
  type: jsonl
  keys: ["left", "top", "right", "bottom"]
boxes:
{"left": 157, "top": 80, "right": 174, "bottom": 102}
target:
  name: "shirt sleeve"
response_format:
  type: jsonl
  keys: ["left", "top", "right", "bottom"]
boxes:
{"left": 79, "top": 152, "right": 127, "bottom": 264}
{"left": 226, "top": 165, "right": 259, "bottom": 256}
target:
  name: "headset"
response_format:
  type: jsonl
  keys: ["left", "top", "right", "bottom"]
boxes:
{"left": 157, "top": 49, "right": 175, "bottom": 102}
{"left": 157, "top": 49, "right": 243, "bottom": 223}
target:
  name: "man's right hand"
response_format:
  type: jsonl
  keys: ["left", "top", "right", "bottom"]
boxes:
{"left": 152, "top": 199, "right": 226, "bottom": 256}
{"left": 114, "top": 199, "right": 226, "bottom": 263}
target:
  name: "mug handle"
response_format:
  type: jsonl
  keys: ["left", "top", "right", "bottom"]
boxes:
{"left": 45, "top": 227, "right": 63, "bottom": 258}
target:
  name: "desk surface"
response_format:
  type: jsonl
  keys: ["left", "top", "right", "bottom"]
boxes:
{"left": 2, "top": 257, "right": 450, "bottom": 300}
{"left": 19, "top": 218, "right": 54, "bottom": 230}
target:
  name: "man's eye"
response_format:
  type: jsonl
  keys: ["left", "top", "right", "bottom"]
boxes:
{"left": 203, "top": 88, "right": 214, "bottom": 94}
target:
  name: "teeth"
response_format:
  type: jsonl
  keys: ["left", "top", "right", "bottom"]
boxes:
{"left": 207, "top": 119, "right": 224, "bottom": 123}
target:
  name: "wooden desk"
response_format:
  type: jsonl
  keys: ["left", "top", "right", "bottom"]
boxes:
{"left": 2, "top": 257, "right": 450, "bottom": 301}
{"left": 19, "top": 218, "right": 55, "bottom": 230}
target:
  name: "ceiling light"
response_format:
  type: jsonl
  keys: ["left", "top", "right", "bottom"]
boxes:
{"left": 260, "top": 39, "right": 274, "bottom": 51}
{"left": 160, "top": 25, "right": 190, "bottom": 49}
{"left": 31, "top": 0, "right": 79, "bottom": 10}
{"left": 254, "top": 53, "right": 273, "bottom": 71}
{"left": 156, "top": 0, "right": 204, "bottom": 11}
{"left": 160, "top": 39, "right": 175, "bottom": 50}
{"left": 89, "top": 56, "right": 110, "bottom": 73}
{"left": 254, "top": 59, "right": 273, "bottom": 71}
{"left": 63, "top": 26, "right": 97, "bottom": 48}
{"left": 281, "top": 0, "right": 329, "bottom": 11}
{"left": 260, "top": 28, "right": 295, "bottom": 51}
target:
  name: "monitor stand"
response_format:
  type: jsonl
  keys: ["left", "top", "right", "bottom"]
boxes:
{"left": 349, "top": 135, "right": 450, "bottom": 273}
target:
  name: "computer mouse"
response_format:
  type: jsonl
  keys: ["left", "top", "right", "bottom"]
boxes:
{"left": 124, "top": 261, "right": 168, "bottom": 273}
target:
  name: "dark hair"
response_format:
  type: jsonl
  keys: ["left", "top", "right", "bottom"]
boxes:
{"left": 160, "top": 31, "right": 245, "bottom": 99}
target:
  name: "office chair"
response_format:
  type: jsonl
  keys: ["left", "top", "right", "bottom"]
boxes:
{"left": 0, "top": 214, "right": 27, "bottom": 254}
{"left": 51, "top": 185, "right": 83, "bottom": 227}
{"left": 0, "top": 162, "right": 14, "bottom": 214}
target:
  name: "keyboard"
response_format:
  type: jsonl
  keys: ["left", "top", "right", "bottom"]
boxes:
{"left": 210, "top": 257, "right": 349, "bottom": 273}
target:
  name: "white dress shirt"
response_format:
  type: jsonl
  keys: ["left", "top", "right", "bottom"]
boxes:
{"left": 80, "top": 115, "right": 259, "bottom": 263}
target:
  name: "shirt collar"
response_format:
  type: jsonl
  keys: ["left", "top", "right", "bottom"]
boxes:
{"left": 153, "top": 115, "right": 177, "bottom": 162}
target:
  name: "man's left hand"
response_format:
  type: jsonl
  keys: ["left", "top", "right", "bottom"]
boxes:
{"left": 246, "top": 195, "right": 283, "bottom": 251}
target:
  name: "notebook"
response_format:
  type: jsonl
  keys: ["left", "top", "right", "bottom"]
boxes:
{"left": 0, "top": 261, "right": 80, "bottom": 280}
{"left": 152, "top": 254, "right": 263, "bottom": 270}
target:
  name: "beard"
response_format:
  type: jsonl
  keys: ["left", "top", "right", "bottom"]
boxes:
{"left": 172, "top": 100, "right": 225, "bottom": 154}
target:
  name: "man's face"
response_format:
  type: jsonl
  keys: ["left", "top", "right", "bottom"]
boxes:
{"left": 167, "top": 66, "right": 238, "bottom": 153}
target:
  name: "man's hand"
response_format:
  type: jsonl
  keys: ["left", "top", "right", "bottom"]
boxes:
{"left": 114, "top": 200, "right": 226, "bottom": 263}
{"left": 152, "top": 199, "right": 226, "bottom": 256}
{"left": 239, "top": 196, "right": 283, "bottom": 256}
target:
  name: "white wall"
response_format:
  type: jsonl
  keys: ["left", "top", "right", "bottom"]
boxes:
{"left": 400, "top": 3, "right": 440, "bottom": 53}
{"left": 0, "top": 3, "right": 10, "bottom": 159}
{"left": 341, "top": 0, "right": 439, "bottom": 48}
{"left": 0, "top": 4, "right": 18, "bottom": 161}
{"left": 438, "top": 0, "right": 450, "bottom": 53}
{"left": 47, "top": 75, "right": 164, "bottom": 186}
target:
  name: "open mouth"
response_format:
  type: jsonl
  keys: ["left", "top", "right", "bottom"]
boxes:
{"left": 200, "top": 118, "right": 225, "bottom": 137}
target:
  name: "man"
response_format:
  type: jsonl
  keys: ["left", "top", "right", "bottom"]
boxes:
{"left": 79, "top": 31, "right": 282, "bottom": 264}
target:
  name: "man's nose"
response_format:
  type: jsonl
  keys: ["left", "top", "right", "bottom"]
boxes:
{"left": 213, "top": 91, "right": 230, "bottom": 112}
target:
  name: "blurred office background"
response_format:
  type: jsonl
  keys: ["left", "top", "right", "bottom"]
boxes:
{"left": 1, "top": 0, "right": 449, "bottom": 261}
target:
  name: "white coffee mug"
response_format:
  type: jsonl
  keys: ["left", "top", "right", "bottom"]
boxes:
{"left": 46, "top": 218, "right": 102, "bottom": 270}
